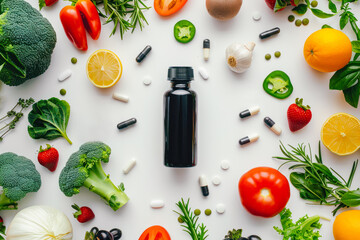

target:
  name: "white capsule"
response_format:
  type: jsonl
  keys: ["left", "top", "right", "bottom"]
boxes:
{"left": 58, "top": 69, "right": 72, "bottom": 82}
{"left": 221, "top": 160, "right": 230, "bottom": 170}
{"left": 212, "top": 175, "right": 221, "bottom": 186}
{"left": 198, "top": 67, "right": 209, "bottom": 80}
{"left": 113, "top": 92, "right": 129, "bottom": 103}
{"left": 199, "top": 175, "right": 209, "bottom": 197}
{"left": 123, "top": 158, "right": 136, "bottom": 174}
{"left": 239, "top": 106, "right": 260, "bottom": 118}
{"left": 252, "top": 11, "right": 262, "bottom": 21}
{"left": 216, "top": 203, "right": 226, "bottom": 214}
{"left": 150, "top": 200, "right": 165, "bottom": 209}
{"left": 143, "top": 76, "right": 152, "bottom": 86}
{"left": 264, "top": 117, "right": 282, "bottom": 135}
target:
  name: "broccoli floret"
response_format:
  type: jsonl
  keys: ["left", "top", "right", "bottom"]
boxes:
{"left": 0, "top": 0, "right": 56, "bottom": 86}
{"left": 59, "top": 142, "right": 129, "bottom": 211}
{"left": 0, "top": 152, "right": 41, "bottom": 210}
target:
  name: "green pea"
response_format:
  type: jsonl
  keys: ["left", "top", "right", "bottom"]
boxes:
{"left": 302, "top": 18, "right": 309, "bottom": 26}
{"left": 205, "top": 209, "right": 212, "bottom": 216}
{"left": 71, "top": 57, "right": 77, "bottom": 64}
{"left": 295, "top": 19, "right": 302, "bottom": 27}
{"left": 274, "top": 51, "right": 281, "bottom": 58}
{"left": 178, "top": 217, "right": 184, "bottom": 223}
{"left": 311, "top": 1, "right": 318, "bottom": 7}
{"left": 265, "top": 54, "right": 271, "bottom": 60}
{"left": 194, "top": 209, "right": 201, "bottom": 216}
{"left": 288, "top": 15, "right": 295, "bottom": 22}
{"left": 60, "top": 89, "right": 66, "bottom": 96}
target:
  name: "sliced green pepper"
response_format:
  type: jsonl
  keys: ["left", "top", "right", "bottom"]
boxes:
{"left": 263, "top": 70, "right": 293, "bottom": 99}
{"left": 174, "top": 20, "right": 196, "bottom": 43}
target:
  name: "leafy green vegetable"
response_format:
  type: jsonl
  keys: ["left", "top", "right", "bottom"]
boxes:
{"left": 274, "top": 208, "right": 322, "bottom": 239}
{"left": 224, "top": 229, "right": 242, "bottom": 240}
{"left": 0, "top": 152, "right": 41, "bottom": 210}
{"left": 0, "top": 98, "right": 34, "bottom": 141}
{"left": 174, "top": 198, "right": 208, "bottom": 240}
{"left": 328, "top": 0, "right": 337, "bottom": 13}
{"left": 292, "top": 4, "right": 308, "bottom": 15}
{"left": 352, "top": 41, "right": 360, "bottom": 53}
{"left": 59, "top": 142, "right": 129, "bottom": 211}
{"left": 28, "top": 97, "right": 72, "bottom": 144}
{"left": 329, "top": 62, "right": 360, "bottom": 90}
{"left": 343, "top": 81, "right": 360, "bottom": 107}
{"left": 274, "top": 142, "right": 360, "bottom": 215}
{"left": 310, "top": 8, "right": 334, "bottom": 18}
{"left": 0, "top": 0, "right": 56, "bottom": 86}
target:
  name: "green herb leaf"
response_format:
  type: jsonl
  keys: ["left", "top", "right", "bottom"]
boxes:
{"left": 310, "top": 8, "right": 335, "bottom": 18}
{"left": 343, "top": 81, "right": 360, "bottom": 108}
{"left": 341, "top": 189, "right": 360, "bottom": 206}
{"left": 352, "top": 41, "right": 360, "bottom": 53}
{"left": 328, "top": 0, "right": 337, "bottom": 13}
{"left": 28, "top": 98, "right": 72, "bottom": 144}
{"left": 322, "top": 24, "right": 333, "bottom": 29}
{"left": 274, "top": 0, "right": 287, "bottom": 12}
{"left": 292, "top": 4, "right": 308, "bottom": 15}
{"left": 355, "top": 53, "right": 360, "bottom": 61}
{"left": 330, "top": 62, "right": 360, "bottom": 90}
{"left": 38, "top": 0, "right": 46, "bottom": 10}
{"left": 340, "top": 13, "right": 349, "bottom": 29}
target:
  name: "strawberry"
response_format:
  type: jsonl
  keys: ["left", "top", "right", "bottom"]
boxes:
{"left": 72, "top": 204, "right": 95, "bottom": 223}
{"left": 287, "top": 98, "right": 312, "bottom": 132}
{"left": 37, "top": 144, "right": 59, "bottom": 172}
{"left": 39, "top": 0, "right": 58, "bottom": 10}
{"left": 0, "top": 216, "right": 5, "bottom": 235}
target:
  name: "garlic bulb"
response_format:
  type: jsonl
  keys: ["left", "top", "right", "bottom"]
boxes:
{"left": 6, "top": 205, "right": 73, "bottom": 240}
{"left": 226, "top": 42, "right": 256, "bottom": 73}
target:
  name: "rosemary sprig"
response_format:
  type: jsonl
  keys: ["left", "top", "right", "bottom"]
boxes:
{"left": 274, "top": 141, "right": 360, "bottom": 215}
{"left": 174, "top": 198, "right": 208, "bottom": 240}
{"left": 0, "top": 98, "right": 34, "bottom": 141}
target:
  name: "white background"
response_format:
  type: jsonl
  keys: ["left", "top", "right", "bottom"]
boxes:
{"left": 1, "top": 0, "right": 360, "bottom": 239}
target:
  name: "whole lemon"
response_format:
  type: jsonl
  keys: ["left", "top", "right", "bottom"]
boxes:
{"left": 303, "top": 28, "right": 352, "bottom": 72}
{"left": 333, "top": 210, "right": 360, "bottom": 240}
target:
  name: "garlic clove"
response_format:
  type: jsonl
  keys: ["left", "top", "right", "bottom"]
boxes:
{"left": 226, "top": 42, "right": 255, "bottom": 73}
{"left": 245, "top": 42, "right": 256, "bottom": 51}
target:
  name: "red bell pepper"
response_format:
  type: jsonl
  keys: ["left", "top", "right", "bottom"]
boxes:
{"left": 60, "top": 6, "right": 88, "bottom": 51}
{"left": 138, "top": 225, "right": 171, "bottom": 240}
{"left": 75, "top": 0, "right": 101, "bottom": 40}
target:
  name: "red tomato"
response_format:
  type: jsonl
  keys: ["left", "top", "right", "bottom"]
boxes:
{"left": 238, "top": 167, "right": 290, "bottom": 218}
{"left": 138, "top": 225, "right": 171, "bottom": 240}
{"left": 154, "top": 0, "right": 188, "bottom": 16}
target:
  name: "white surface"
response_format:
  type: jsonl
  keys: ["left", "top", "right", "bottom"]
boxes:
{"left": 1, "top": 0, "right": 360, "bottom": 239}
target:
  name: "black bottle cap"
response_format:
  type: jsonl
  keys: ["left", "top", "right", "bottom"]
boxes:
{"left": 168, "top": 67, "right": 194, "bottom": 81}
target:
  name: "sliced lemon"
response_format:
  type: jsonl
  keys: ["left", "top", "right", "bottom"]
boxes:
{"left": 86, "top": 49, "right": 123, "bottom": 88}
{"left": 321, "top": 113, "right": 360, "bottom": 156}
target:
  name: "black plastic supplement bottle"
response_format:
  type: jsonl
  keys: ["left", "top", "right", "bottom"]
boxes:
{"left": 164, "top": 67, "right": 197, "bottom": 167}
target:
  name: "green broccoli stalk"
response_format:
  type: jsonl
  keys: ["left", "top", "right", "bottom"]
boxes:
{"left": 59, "top": 142, "right": 129, "bottom": 211}
{"left": 0, "top": 0, "right": 56, "bottom": 86}
{"left": 0, "top": 153, "right": 42, "bottom": 210}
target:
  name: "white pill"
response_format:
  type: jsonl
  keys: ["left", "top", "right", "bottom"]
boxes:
{"left": 143, "top": 76, "right": 152, "bottom": 86}
{"left": 198, "top": 67, "right": 209, "bottom": 80}
{"left": 252, "top": 11, "right": 262, "bottom": 21}
{"left": 221, "top": 160, "right": 230, "bottom": 170}
{"left": 123, "top": 158, "right": 136, "bottom": 174}
{"left": 113, "top": 92, "right": 129, "bottom": 103}
{"left": 150, "top": 200, "right": 165, "bottom": 209}
{"left": 58, "top": 69, "right": 72, "bottom": 82}
{"left": 216, "top": 203, "right": 225, "bottom": 214}
{"left": 212, "top": 175, "right": 221, "bottom": 186}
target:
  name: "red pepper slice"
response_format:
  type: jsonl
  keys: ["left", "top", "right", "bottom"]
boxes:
{"left": 75, "top": 0, "right": 101, "bottom": 40}
{"left": 60, "top": 6, "right": 88, "bottom": 51}
{"left": 138, "top": 225, "right": 171, "bottom": 240}
{"left": 154, "top": 0, "right": 188, "bottom": 16}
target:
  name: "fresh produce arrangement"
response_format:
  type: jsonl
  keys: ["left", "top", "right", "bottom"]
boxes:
{"left": 0, "top": 0, "right": 360, "bottom": 239}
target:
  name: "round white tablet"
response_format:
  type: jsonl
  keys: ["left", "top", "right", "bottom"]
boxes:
{"left": 216, "top": 203, "right": 225, "bottom": 214}
{"left": 221, "top": 160, "right": 230, "bottom": 170}
{"left": 212, "top": 175, "right": 221, "bottom": 186}
{"left": 143, "top": 76, "right": 152, "bottom": 86}
{"left": 252, "top": 11, "right": 262, "bottom": 21}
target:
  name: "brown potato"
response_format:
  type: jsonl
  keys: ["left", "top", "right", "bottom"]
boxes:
{"left": 206, "top": 0, "right": 243, "bottom": 20}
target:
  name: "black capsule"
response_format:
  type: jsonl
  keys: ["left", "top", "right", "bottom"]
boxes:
{"left": 203, "top": 39, "right": 210, "bottom": 48}
{"left": 248, "top": 235, "right": 262, "bottom": 240}
{"left": 117, "top": 118, "right": 137, "bottom": 130}
{"left": 90, "top": 227, "right": 99, "bottom": 235}
{"left": 201, "top": 186, "right": 209, "bottom": 196}
{"left": 264, "top": 117, "right": 275, "bottom": 127}
{"left": 259, "top": 27, "right": 280, "bottom": 39}
{"left": 110, "top": 228, "right": 122, "bottom": 239}
{"left": 96, "top": 230, "right": 114, "bottom": 240}
{"left": 136, "top": 45, "right": 152, "bottom": 63}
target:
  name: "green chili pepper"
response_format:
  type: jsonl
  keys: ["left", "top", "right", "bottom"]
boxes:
{"left": 263, "top": 70, "right": 293, "bottom": 99}
{"left": 174, "top": 20, "right": 196, "bottom": 44}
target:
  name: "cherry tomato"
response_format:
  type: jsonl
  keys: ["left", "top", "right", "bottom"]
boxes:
{"left": 238, "top": 167, "right": 290, "bottom": 218}
{"left": 154, "top": 0, "right": 188, "bottom": 16}
{"left": 138, "top": 225, "right": 171, "bottom": 240}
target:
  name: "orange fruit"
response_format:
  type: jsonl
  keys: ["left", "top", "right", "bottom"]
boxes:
{"left": 303, "top": 28, "right": 352, "bottom": 72}
{"left": 333, "top": 210, "right": 360, "bottom": 240}
{"left": 86, "top": 49, "right": 123, "bottom": 88}
{"left": 321, "top": 113, "right": 360, "bottom": 156}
